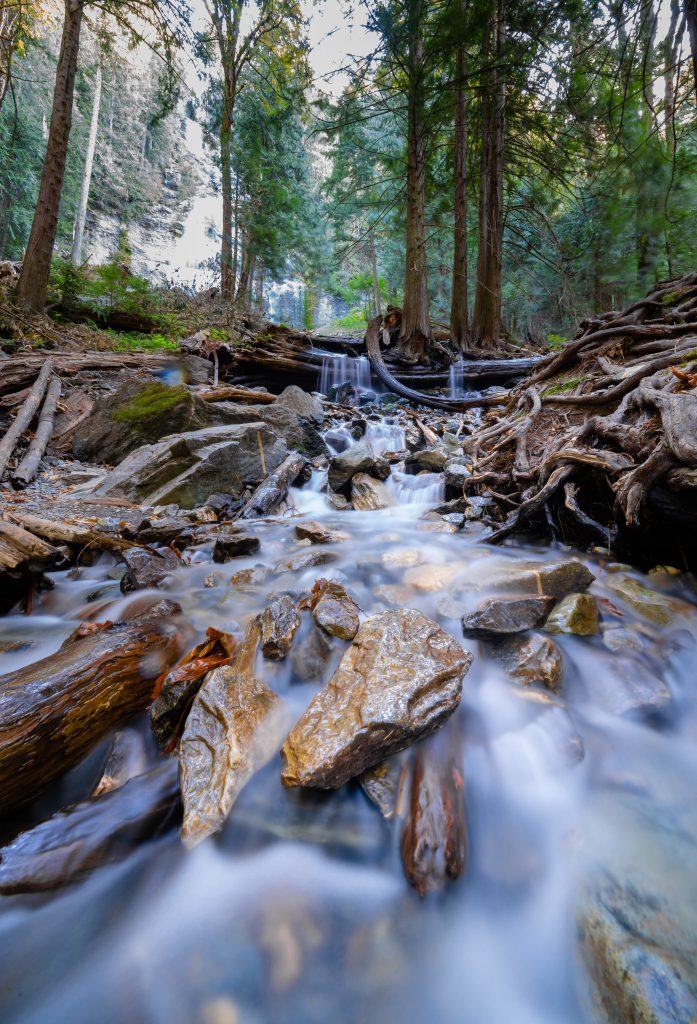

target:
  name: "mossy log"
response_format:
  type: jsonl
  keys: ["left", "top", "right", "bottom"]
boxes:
{"left": 0, "top": 600, "right": 184, "bottom": 812}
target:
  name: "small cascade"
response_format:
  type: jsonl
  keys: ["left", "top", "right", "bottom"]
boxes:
{"left": 319, "top": 353, "right": 372, "bottom": 396}
{"left": 386, "top": 469, "right": 445, "bottom": 506}
{"left": 448, "top": 359, "right": 465, "bottom": 399}
{"left": 363, "top": 420, "right": 406, "bottom": 455}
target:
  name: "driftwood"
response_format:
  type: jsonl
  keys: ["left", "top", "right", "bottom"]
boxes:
{"left": 0, "top": 600, "right": 183, "bottom": 811}
{"left": 463, "top": 271, "right": 697, "bottom": 566}
{"left": 0, "top": 359, "right": 54, "bottom": 480}
{"left": 0, "top": 352, "right": 174, "bottom": 399}
{"left": 239, "top": 451, "right": 305, "bottom": 519}
{"left": 0, "top": 520, "right": 62, "bottom": 571}
{"left": 12, "top": 376, "right": 62, "bottom": 487}
{"left": 199, "top": 385, "right": 276, "bottom": 404}
{"left": 0, "top": 761, "right": 180, "bottom": 894}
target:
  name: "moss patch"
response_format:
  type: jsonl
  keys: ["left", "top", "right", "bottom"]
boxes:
{"left": 542, "top": 376, "right": 583, "bottom": 397}
{"left": 113, "top": 383, "right": 191, "bottom": 424}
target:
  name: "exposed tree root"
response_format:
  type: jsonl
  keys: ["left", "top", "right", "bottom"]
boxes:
{"left": 463, "top": 272, "right": 697, "bottom": 568}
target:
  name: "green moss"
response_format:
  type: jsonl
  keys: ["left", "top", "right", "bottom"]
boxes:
{"left": 113, "top": 383, "right": 190, "bottom": 423}
{"left": 676, "top": 349, "right": 697, "bottom": 366}
{"left": 660, "top": 288, "right": 686, "bottom": 307}
{"left": 104, "top": 330, "right": 179, "bottom": 351}
{"left": 542, "top": 376, "right": 583, "bottom": 397}
{"left": 322, "top": 307, "right": 368, "bottom": 334}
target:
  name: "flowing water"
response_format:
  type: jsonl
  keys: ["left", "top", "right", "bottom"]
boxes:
{"left": 1, "top": 419, "right": 697, "bottom": 1024}
{"left": 318, "top": 354, "right": 373, "bottom": 397}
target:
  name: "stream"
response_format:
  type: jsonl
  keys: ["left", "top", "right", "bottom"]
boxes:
{"left": 1, "top": 414, "right": 697, "bottom": 1024}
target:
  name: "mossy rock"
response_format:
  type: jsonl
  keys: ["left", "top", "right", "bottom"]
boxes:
{"left": 73, "top": 378, "right": 213, "bottom": 465}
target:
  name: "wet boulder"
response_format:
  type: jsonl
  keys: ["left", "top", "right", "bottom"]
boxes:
{"left": 444, "top": 461, "right": 471, "bottom": 494}
{"left": 294, "top": 520, "right": 348, "bottom": 545}
{"left": 290, "top": 624, "right": 336, "bottom": 683}
{"left": 274, "top": 549, "right": 338, "bottom": 574}
{"left": 327, "top": 442, "right": 390, "bottom": 496}
{"left": 212, "top": 530, "right": 260, "bottom": 562}
{"left": 260, "top": 593, "right": 301, "bottom": 660}
{"left": 404, "top": 449, "right": 447, "bottom": 473}
{"left": 312, "top": 580, "right": 360, "bottom": 640}
{"left": 72, "top": 378, "right": 213, "bottom": 465}
{"left": 486, "top": 632, "right": 563, "bottom": 692}
{"left": 280, "top": 608, "right": 472, "bottom": 789}
{"left": 545, "top": 593, "right": 599, "bottom": 635}
{"left": 485, "top": 558, "right": 595, "bottom": 599}
{"left": 462, "top": 596, "right": 555, "bottom": 636}
{"left": 351, "top": 473, "right": 396, "bottom": 511}
{"left": 120, "top": 544, "right": 181, "bottom": 592}
{"left": 97, "top": 422, "right": 289, "bottom": 509}
{"left": 604, "top": 572, "right": 692, "bottom": 626}
{"left": 179, "top": 620, "right": 287, "bottom": 846}
{"left": 360, "top": 757, "right": 404, "bottom": 820}
{"left": 213, "top": 385, "right": 326, "bottom": 458}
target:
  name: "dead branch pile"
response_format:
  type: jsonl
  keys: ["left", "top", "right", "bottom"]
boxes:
{"left": 463, "top": 272, "right": 697, "bottom": 564}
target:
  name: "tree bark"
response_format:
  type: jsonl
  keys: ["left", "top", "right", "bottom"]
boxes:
{"left": 369, "top": 227, "right": 381, "bottom": 316}
{"left": 398, "top": 3, "right": 431, "bottom": 363}
{"left": 71, "top": 61, "right": 101, "bottom": 266}
{"left": 471, "top": 0, "right": 506, "bottom": 349}
{"left": 0, "top": 358, "right": 54, "bottom": 480}
{"left": 634, "top": 0, "right": 662, "bottom": 295}
{"left": 12, "top": 376, "right": 62, "bottom": 487}
{"left": 219, "top": 78, "right": 236, "bottom": 301}
{"left": 16, "top": 0, "right": 84, "bottom": 312}
{"left": 450, "top": 1, "right": 469, "bottom": 352}
{"left": 685, "top": 0, "right": 697, "bottom": 96}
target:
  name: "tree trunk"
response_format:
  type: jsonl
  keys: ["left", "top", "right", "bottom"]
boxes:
{"left": 369, "top": 227, "right": 381, "bottom": 315}
{"left": 219, "top": 82, "right": 236, "bottom": 301}
{"left": 236, "top": 240, "right": 255, "bottom": 307}
{"left": 685, "top": 0, "right": 697, "bottom": 96}
{"left": 15, "top": 0, "right": 84, "bottom": 312}
{"left": 450, "top": 3, "right": 469, "bottom": 352}
{"left": 232, "top": 173, "right": 240, "bottom": 290}
{"left": 71, "top": 61, "right": 101, "bottom": 266}
{"left": 398, "top": 4, "right": 431, "bottom": 363}
{"left": 255, "top": 261, "right": 264, "bottom": 314}
{"left": 471, "top": 0, "right": 506, "bottom": 349}
{"left": 634, "top": 0, "right": 662, "bottom": 295}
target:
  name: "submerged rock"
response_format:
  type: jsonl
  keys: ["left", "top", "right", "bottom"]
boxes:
{"left": 545, "top": 593, "right": 599, "bottom": 635}
{"left": 404, "top": 449, "right": 447, "bottom": 473}
{"left": 290, "top": 624, "right": 336, "bottom": 683}
{"left": 260, "top": 593, "right": 301, "bottom": 660}
{"left": 294, "top": 520, "right": 348, "bottom": 545}
{"left": 230, "top": 564, "right": 270, "bottom": 589}
{"left": 462, "top": 596, "right": 555, "bottom": 636}
{"left": 487, "top": 632, "right": 563, "bottom": 692}
{"left": 179, "top": 620, "right": 286, "bottom": 846}
{"left": 274, "top": 549, "right": 339, "bottom": 574}
{"left": 312, "top": 580, "right": 360, "bottom": 640}
{"left": 351, "top": 473, "right": 396, "bottom": 511}
{"left": 280, "top": 609, "right": 471, "bottom": 789}
{"left": 604, "top": 573, "right": 691, "bottom": 626}
{"left": 485, "top": 558, "right": 595, "bottom": 599}
{"left": 360, "top": 757, "right": 404, "bottom": 820}
{"left": 327, "top": 442, "right": 390, "bottom": 495}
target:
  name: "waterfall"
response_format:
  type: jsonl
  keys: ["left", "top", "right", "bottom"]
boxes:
{"left": 448, "top": 360, "right": 465, "bottom": 399}
{"left": 319, "top": 353, "right": 372, "bottom": 396}
{"left": 386, "top": 470, "right": 445, "bottom": 506}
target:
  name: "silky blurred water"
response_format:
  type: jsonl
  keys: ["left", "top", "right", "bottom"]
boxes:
{"left": 1, "top": 454, "right": 697, "bottom": 1024}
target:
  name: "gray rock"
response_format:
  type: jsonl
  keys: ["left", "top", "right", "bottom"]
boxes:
{"left": 312, "top": 581, "right": 360, "bottom": 640}
{"left": 260, "top": 593, "right": 301, "bottom": 660}
{"left": 281, "top": 609, "right": 472, "bottom": 789}
{"left": 73, "top": 378, "right": 214, "bottom": 465}
{"left": 485, "top": 558, "right": 595, "bottom": 599}
{"left": 444, "top": 462, "right": 471, "bottom": 492}
{"left": 275, "top": 385, "right": 324, "bottom": 424}
{"left": 120, "top": 545, "right": 180, "bottom": 592}
{"left": 462, "top": 596, "right": 555, "bottom": 636}
{"left": 212, "top": 531, "right": 260, "bottom": 562}
{"left": 327, "top": 442, "right": 390, "bottom": 495}
{"left": 274, "top": 549, "right": 339, "bottom": 574}
{"left": 351, "top": 473, "right": 396, "bottom": 510}
{"left": 213, "top": 398, "right": 327, "bottom": 457}
{"left": 486, "top": 632, "right": 563, "bottom": 692}
{"left": 404, "top": 448, "right": 447, "bottom": 473}
{"left": 324, "top": 428, "right": 351, "bottom": 453}
{"left": 290, "top": 624, "right": 336, "bottom": 683}
{"left": 97, "top": 422, "right": 288, "bottom": 509}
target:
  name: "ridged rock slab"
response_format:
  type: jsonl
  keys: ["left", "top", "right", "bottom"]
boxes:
{"left": 281, "top": 609, "right": 471, "bottom": 789}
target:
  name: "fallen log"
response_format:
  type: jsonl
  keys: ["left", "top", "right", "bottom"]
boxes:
{"left": 365, "top": 316, "right": 508, "bottom": 411}
{"left": 12, "top": 376, "right": 62, "bottom": 487}
{"left": 0, "top": 520, "right": 62, "bottom": 571}
{"left": 0, "top": 359, "right": 54, "bottom": 481}
{"left": 238, "top": 451, "right": 305, "bottom": 519}
{"left": 0, "top": 600, "right": 183, "bottom": 812}
{"left": 0, "top": 352, "right": 174, "bottom": 399}
{"left": 198, "top": 385, "right": 276, "bottom": 404}
{"left": 0, "top": 760, "right": 180, "bottom": 894}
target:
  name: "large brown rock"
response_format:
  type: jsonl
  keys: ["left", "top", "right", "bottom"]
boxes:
{"left": 312, "top": 581, "right": 360, "bottom": 640}
{"left": 260, "top": 593, "right": 301, "bottom": 660}
{"left": 486, "top": 632, "right": 563, "bottom": 692}
{"left": 462, "top": 596, "right": 555, "bottom": 636}
{"left": 280, "top": 609, "right": 471, "bottom": 789}
{"left": 351, "top": 473, "right": 396, "bottom": 510}
{"left": 327, "top": 441, "right": 390, "bottom": 495}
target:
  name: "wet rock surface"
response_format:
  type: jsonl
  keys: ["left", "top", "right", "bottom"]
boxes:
{"left": 484, "top": 558, "right": 596, "bottom": 599}
{"left": 179, "top": 621, "right": 287, "bottom": 847}
{"left": 274, "top": 549, "right": 339, "bottom": 574}
{"left": 290, "top": 624, "right": 336, "bottom": 683}
{"left": 545, "top": 593, "right": 599, "bottom": 635}
{"left": 462, "top": 596, "right": 556, "bottom": 636}
{"left": 260, "top": 593, "right": 301, "bottom": 660}
{"left": 486, "top": 632, "right": 563, "bottom": 692}
{"left": 212, "top": 531, "right": 260, "bottom": 562}
{"left": 327, "top": 442, "right": 390, "bottom": 495}
{"left": 351, "top": 473, "right": 397, "bottom": 510}
{"left": 119, "top": 544, "right": 180, "bottom": 592}
{"left": 311, "top": 580, "right": 360, "bottom": 640}
{"left": 294, "top": 520, "right": 348, "bottom": 545}
{"left": 281, "top": 609, "right": 472, "bottom": 789}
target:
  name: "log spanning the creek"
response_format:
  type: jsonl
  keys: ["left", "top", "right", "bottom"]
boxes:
{"left": 364, "top": 316, "right": 510, "bottom": 411}
{"left": 0, "top": 600, "right": 184, "bottom": 812}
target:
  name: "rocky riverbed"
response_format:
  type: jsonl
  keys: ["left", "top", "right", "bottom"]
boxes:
{"left": 1, "top": 363, "right": 697, "bottom": 1024}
